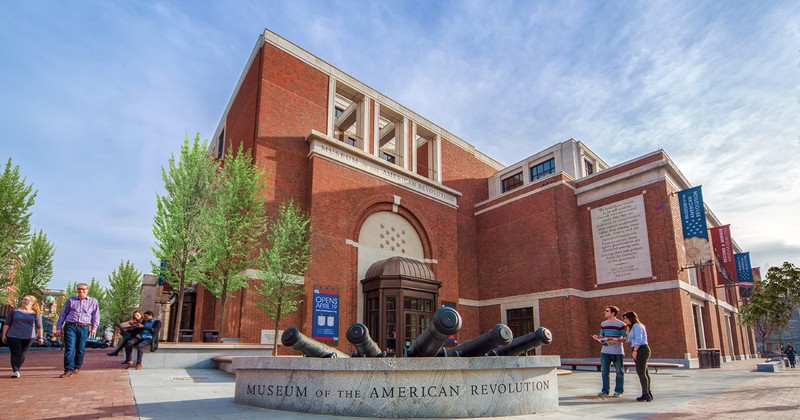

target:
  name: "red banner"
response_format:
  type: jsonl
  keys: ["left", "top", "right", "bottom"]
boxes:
{"left": 709, "top": 225, "right": 737, "bottom": 285}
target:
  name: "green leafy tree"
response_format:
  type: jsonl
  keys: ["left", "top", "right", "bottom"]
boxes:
{"left": 105, "top": 260, "right": 142, "bottom": 328}
{"left": 739, "top": 262, "right": 800, "bottom": 353}
{"left": 198, "top": 144, "right": 267, "bottom": 336}
{"left": 0, "top": 158, "right": 37, "bottom": 299}
{"left": 152, "top": 134, "right": 218, "bottom": 341}
{"left": 11, "top": 229, "right": 54, "bottom": 304}
{"left": 255, "top": 200, "right": 312, "bottom": 356}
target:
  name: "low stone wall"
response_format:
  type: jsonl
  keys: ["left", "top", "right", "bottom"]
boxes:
{"left": 756, "top": 360, "right": 785, "bottom": 372}
{"left": 234, "top": 356, "right": 560, "bottom": 418}
{"left": 143, "top": 343, "right": 273, "bottom": 369}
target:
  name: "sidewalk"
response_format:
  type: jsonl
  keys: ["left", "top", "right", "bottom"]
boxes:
{"left": 2, "top": 348, "right": 799, "bottom": 419}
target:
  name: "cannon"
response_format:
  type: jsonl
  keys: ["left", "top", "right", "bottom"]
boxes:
{"left": 405, "top": 307, "right": 462, "bottom": 357}
{"left": 281, "top": 327, "right": 349, "bottom": 358}
{"left": 487, "top": 327, "right": 552, "bottom": 356}
{"left": 346, "top": 323, "right": 384, "bottom": 357}
{"left": 443, "top": 324, "right": 513, "bottom": 357}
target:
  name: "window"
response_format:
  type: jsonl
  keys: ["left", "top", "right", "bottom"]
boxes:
{"left": 334, "top": 107, "right": 344, "bottom": 118}
{"left": 501, "top": 172, "right": 524, "bottom": 193}
{"left": 585, "top": 160, "right": 594, "bottom": 176}
{"left": 215, "top": 129, "right": 225, "bottom": 160}
{"left": 530, "top": 158, "right": 555, "bottom": 181}
{"left": 506, "top": 307, "right": 534, "bottom": 339}
{"left": 692, "top": 304, "right": 706, "bottom": 349}
{"left": 346, "top": 136, "right": 358, "bottom": 147}
{"left": 381, "top": 152, "right": 396, "bottom": 164}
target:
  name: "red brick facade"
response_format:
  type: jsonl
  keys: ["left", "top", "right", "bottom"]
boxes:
{"left": 186, "top": 30, "right": 756, "bottom": 366}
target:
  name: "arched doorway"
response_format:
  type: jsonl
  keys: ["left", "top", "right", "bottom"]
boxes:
{"left": 362, "top": 256, "right": 441, "bottom": 356}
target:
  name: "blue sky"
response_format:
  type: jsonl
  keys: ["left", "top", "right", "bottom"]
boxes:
{"left": 1, "top": 1, "right": 798, "bottom": 290}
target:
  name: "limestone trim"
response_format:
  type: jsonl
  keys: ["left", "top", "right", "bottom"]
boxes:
{"left": 307, "top": 130, "right": 461, "bottom": 207}
{"left": 473, "top": 179, "right": 576, "bottom": 216}
{"left": 241, "top": 268, "right": 304, "bottom": 285}
{"left": 459, "top": 280, "right": 738, "bottom": 313}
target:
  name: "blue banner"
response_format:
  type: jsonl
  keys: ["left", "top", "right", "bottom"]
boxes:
{"left": 312, "top": 289, "right": 339, "bottom": 341}
{"left": 735, "top": 252, "right": 753, "bottom": 283}
{"left": 678, "top": 186, "right": 708, "bottom": 239}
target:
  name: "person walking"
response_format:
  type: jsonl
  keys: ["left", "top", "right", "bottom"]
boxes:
{"left": 107, "top": 310, "right": 143, "bottom": 358}
{"left": 592, "top": 305, "right": 626, "bottom": 397}
{"left": 123, "top": 311, "right": 161, "bottom": 370}
{"left": 622, "top": 311, "right": 652, "bottom": 402}
{"left": 785, "top": 345, "right": 797, "bottom": 368}
{"left": 1, "top": 295, "right": 44, "bottom": 378}
{"left": 56, "top": 283, "right": 100, "bottom": 378}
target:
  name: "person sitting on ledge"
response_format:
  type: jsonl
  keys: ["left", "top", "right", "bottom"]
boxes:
{"left": 123, "top": 311, "right": 161, "bottom": 370}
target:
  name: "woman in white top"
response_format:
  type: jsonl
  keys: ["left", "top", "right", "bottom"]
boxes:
{"left": 622, "top": 310, "right": 651, "bottom": 402}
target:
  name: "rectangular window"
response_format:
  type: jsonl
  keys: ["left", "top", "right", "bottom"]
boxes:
{"left": 346, "top": 136, "right": 357, "bottom": 147}
{"left": 530, "top": 158, "right": 555, "bottom": 181}
{"left": 215, "top": 129, "right": 225, "bottom": 160}
{"left": 381, "top": 152, "right": 396, "bottom": 164}
{"left": 501, "top": 172, "right": 524, "bottom": 193}
{"left": 506, "top": 307, "right": 534, "bottom": 339}
{"left": 334, "top": 107, "right": 344, "bottom": 118}
{"left": 585, "top": 160, "right": 594, "bottom": 175}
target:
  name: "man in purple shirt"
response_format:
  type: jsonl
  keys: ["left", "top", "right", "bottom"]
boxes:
{"left": 56, "top": 283, "right": 100, "bottom": 378}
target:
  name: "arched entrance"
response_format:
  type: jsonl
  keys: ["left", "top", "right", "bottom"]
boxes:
{"left": 362, "top": 256, "right": 441, "bottom": 356}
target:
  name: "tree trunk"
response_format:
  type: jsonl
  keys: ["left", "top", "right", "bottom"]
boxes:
{"left": 171, "top": 279, "right": 186, "bottom": 342}
{"left": 273, "top": 301, "right": 282, "bottom": 357}
{"left": 219, "top": 277, "right": 228, "bottom": 337}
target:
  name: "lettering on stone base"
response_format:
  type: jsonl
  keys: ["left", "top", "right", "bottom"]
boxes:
{"left": 234, "top": 357, "right": 560, "bottom": 417}
{"left": 591, "top": 195, "right": 653, "bottom": 284}
{"left": 245, "top": 380, "right": 550, "bottom": 400}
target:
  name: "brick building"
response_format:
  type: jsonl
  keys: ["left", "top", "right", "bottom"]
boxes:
{"left": 177, "top": 29, "right": 756, "bottom": 367}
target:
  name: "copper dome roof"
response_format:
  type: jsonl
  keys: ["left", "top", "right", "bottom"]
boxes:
{"left": 364, "top": 256, "right": 435, "bottom": 281}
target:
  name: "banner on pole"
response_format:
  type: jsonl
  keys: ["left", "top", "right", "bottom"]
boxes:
{"left": 710, "top": 225, "right": 736, "bottom": 285}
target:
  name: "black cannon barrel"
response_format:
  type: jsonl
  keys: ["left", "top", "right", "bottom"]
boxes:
{"left": 281, "top": 327, "right": 349, "bottom": 358}
{"left": 405, "top": 307, "right": 462, "bottom": 357}
{"left": 448, "top": 324, "right": 513, "bottom": 357}
{"left": 488, "top": 327, "right": 552, "bottom": 356}
{"left": 346, "top": 323, "right": 383, "bottom": 357}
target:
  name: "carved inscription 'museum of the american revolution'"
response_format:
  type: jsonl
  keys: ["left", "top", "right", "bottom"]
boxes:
{"left": 234, "top": 357, "right": 560, "bottom": 418}
{"left": 591, "top": 195, "right": 653, "bottom": 284}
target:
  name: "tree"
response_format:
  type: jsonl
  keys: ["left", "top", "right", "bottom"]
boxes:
{"left": 0, "top": 158, "right": 37, "bottom": 299}
{"left": 198, "top": 144, "right": 267, "bottom": 336}
{"left": 739, "top": 262, "right": 800, "bottom": 353}
{"left": 255, "top": 200, "right": 312, "bottom": 356}
{"left": 152, "top": 134, "right": 218, "bottom": 341}
{"left": 104, "top": 260, "right": 142, "bottom": 328}
{"left": 11, "top": 229, "right": 54, "bottom": 304}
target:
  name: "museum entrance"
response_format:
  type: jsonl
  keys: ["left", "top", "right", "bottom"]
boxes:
{"left": 362, "top": 256, "right": 441, "bottom": 356}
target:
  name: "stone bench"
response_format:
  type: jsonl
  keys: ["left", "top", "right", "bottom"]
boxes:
{"left": 757, "top": 360, "right": 785, "bottom": 372}
{"left": 143, "top": 343, "right": 273, "bottom": 369}
{"left": 560, "top": 360, "right": 684, "bottom": 373}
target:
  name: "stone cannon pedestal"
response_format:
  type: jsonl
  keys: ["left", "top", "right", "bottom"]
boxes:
{"left": 234, "top": 356, "right": 560, "bottom": 418}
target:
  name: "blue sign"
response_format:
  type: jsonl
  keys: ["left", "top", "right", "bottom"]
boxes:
{"left": 312, "top": 289, "right": 339, "bottom": 341}
{"left": 158, "top": 261, "right": 167, "bottom": 286}
{"left": 735, "top": 252, "right": 753, "bottom": 283}
{"left": 678, "top": 186, "right": 708, "bottom": 239}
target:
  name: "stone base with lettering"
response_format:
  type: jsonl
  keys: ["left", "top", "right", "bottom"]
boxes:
{"left": 234, "top": 356, "right": 560, "bottom": 418}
